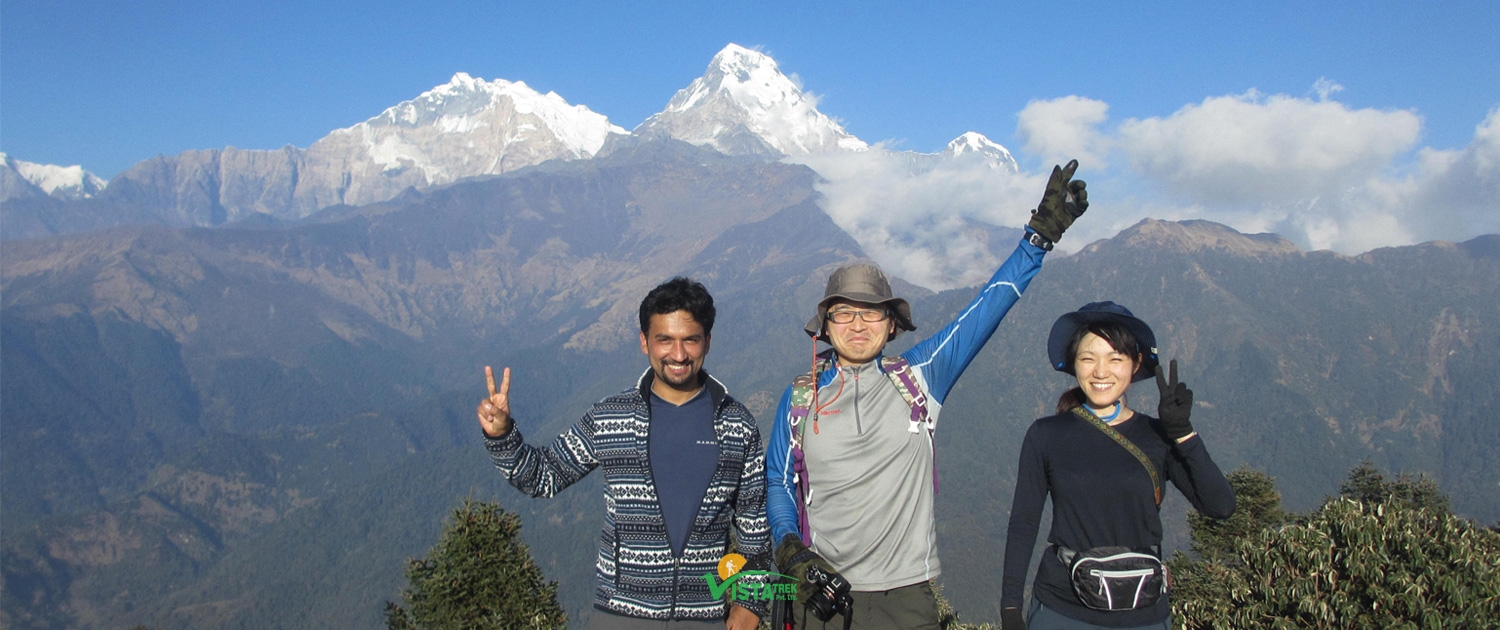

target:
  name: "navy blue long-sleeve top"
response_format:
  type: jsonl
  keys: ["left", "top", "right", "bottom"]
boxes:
{"left": 1001, "top": 410, "right": 1235, "bottom": 627}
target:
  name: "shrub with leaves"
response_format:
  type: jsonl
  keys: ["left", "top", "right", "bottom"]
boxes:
{"left": 385, "top": 499, "right": 567, "bottom": 630}
{"left": 933, "top": 580, "right": 996, "bottom": 630}
{"left": 1171, "top": 465, "right": 1500, "bottom": 628}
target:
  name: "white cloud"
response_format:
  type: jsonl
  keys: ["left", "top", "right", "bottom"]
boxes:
{"left": 1312, "top": 77, "right": 1344, "bottom": 102}
{"left": 1117, "top": 91, "right": 1422, "bottom": 205}
{"left": 791, "top": 148, "right": 1045, "bottom": 290}
{"left": 1017, "top": 96, "right": 1111, "bottom": 167}
{"left": 1398, "top": 107, "right": 1500, "bottom": 242}
{"left": 795, "top": 90, "right": 1498, "bottom": 289}
{"left": 1055, "top": 87, "right": 1495, "bottom": 253}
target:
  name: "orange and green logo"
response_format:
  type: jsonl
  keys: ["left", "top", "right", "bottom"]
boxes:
{"left": 703, "top": 553, "right": 797, "bottom": 602}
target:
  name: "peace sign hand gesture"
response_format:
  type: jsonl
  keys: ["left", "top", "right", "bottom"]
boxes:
{"left": 1155, "top": 359, "right": 1196, "bottom": 443}
{"left": 477, "top": 365, "right": 513, "bottom": 438}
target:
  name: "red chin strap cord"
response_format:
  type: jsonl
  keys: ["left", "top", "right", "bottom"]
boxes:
{"left": 809, "top": 335, "right": 844, "bottom": 435}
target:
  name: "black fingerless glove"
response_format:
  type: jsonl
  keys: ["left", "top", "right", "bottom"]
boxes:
{"left": 1155, "top": 360, "right": 1195, "bottom": 441}
{"left": 774, "top": 534, "right": 842, "bottom": 605}
{"left": 1027, "top": 159, "right": 1089, "bottom": 245}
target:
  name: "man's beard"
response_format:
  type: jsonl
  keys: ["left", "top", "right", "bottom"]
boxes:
{"left": 656, "top": 361, "right": 697, "bottom": 387}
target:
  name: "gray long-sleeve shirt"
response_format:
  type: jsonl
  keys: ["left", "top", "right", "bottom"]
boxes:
{"left": 802, "top": 359, "right": 940, "bottom": 590}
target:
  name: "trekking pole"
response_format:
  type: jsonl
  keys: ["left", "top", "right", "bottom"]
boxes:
{"left": 770, "top": 596, "right": 794, "bottom": 630}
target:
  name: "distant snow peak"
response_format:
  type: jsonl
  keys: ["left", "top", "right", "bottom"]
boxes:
{"left": 710, "top": 43, "right": 777, "bottom": 79}
{"left": 440, "top": 71, "right": 484, "bottom": 92}
{"left": 351, "top": 72, "right": 626, "bottom": 151}
{"left": 1, "top": 152, "right": 107, "bottom": 199}
{"left": 637, "top": 43, "right": 869, "bottom": 157}
{"left": 309, "top": 71, "right": 626, "bottom": 199}
{"left": 947, "top": 131, "right": 999, "bottom": 156}
{"left": 943, "top": 132, "right": 1019, "bottom": 171}
{"left": 877, "top": 132, "right": 1020, "bottom": 177}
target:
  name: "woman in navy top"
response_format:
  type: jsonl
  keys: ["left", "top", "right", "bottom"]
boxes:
{"left": 1001, "top": 302, "right": 1236, "bottom": 629}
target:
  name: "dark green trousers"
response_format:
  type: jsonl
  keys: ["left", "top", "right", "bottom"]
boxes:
{"left": 791, "top": 581, "right": 940, "bottom": 630}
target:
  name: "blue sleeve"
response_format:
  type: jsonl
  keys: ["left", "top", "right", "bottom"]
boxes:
{"left": 765, "top": 386, "right": 800, "bottom": 544}
{"left": 901, "top": 232, "right": 1048, "bottom": 403}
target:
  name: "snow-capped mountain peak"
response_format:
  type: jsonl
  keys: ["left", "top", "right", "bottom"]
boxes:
{"left": 354, "top": 72, "right": 626, "bottom": 158}
{"left": 300, "top": 72, "right": 628, "bottom": 206}
{"left": 688, "top": 44, "right": 792, "bottom": 112}
{"left": 636, "top": 44, "right": 868, "bottom": 156}
{"left": 1, "top": 152, "right": 107, "bottom": 200}
{"left": 943, "top": 132, "right": 1019, "bottom": 171}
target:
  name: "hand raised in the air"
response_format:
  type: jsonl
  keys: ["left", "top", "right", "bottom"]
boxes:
{"left": 1027, "top": 159, "right": 1088, "bottom": 245}
{"left": 477, "top": 365, "right": 513, "bottom": 438}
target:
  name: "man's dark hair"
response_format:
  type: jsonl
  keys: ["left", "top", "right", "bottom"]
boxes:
{"left": 638, "top": 277, "right": 716, "bottom": 335}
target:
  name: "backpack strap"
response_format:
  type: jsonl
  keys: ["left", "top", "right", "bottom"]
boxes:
{"left": 786, "top": 358, "right": 831, "bottom": 546}
{"left": 880, "top": 356, "right": 932, "bottom": 434}
{"left": 881, "top": 356, "right": 940, "bottom": 494}
{"left": 786, "top": 355, "right": 941, "bottom": 545}
{"left": 1070, "top": 406, "right": 1162, "bottom": 505}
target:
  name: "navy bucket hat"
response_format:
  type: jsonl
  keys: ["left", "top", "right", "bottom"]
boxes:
{"left": 1047, "top": 301, "right": 1159, "bottom": 382}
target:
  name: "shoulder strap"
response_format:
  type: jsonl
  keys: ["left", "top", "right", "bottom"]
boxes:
{"left": 1070, "top": 407, "right": 1162, "bottom": 505}
{"left": 880, "top": 356, "right": 931, "bottom": 434}
{"left": 881, "top": 356, "right": 940, "bottom": 495}
{"left": 787, "top": 359, "right": 831, "bottom": 450}
{"left": 786, "top": 359, "right": 830, "bottom": 546}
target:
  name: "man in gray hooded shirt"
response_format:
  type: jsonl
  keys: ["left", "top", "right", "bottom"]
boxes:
{"left": 766, "top": 161, "right": 1090, "bottom": 629}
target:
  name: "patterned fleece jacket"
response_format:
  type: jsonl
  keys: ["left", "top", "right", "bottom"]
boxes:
{"left": 484, "top": 369, "right": 771, "bottom": 620}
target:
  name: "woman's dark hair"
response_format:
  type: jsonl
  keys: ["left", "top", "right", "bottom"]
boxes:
{"left": 639, "top": 277, "right": 716, "bottom": 335}
{"left": 1055, "top": 321, "right": 1141, "bottom": 413}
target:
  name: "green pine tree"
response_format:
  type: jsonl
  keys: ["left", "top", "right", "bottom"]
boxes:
{"left": 1185, "top": 466, "right": 1290, "bottom": 564}
{"left": 1170, "top": 464, "right": 1500, "bottom": 628}
{"left": 385, "top": 499, "right": 567, "bottom": 630}
{"left": 1339, "top": 460, "right": 1451, "bottom": 514}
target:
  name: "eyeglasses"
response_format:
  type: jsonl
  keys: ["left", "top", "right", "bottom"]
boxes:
{"left": 826, "top": 309, "right": 890, "bottom": 324}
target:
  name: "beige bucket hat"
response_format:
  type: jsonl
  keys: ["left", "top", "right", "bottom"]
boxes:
{"left": 804, "top": 263, "right": 917, "bottom": 341}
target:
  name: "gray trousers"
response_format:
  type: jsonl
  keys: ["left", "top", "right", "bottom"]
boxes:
{"left": 791, "top": 581, "right": 940, "bottom": 630}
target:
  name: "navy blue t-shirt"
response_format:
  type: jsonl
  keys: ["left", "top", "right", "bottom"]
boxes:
{"left": 648, "top": 389, "right": 720, "bottom": 557}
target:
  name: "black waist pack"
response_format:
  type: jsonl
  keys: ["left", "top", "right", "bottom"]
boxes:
{"left": 1057, "top": 546, "right": 1166, "bottom": 611}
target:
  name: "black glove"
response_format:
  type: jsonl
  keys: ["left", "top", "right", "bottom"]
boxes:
{"left": 1027, "top": 159, "right": 1088, "bottom": 244}
{"left": 774, "top": 534, "right": 842, "bottom": 605}
{"left": 1001, "top": 606, "right": 1026, "bottom": 630}
{"left": 1155, "top": 359, "right": 1195, "bottom": 441}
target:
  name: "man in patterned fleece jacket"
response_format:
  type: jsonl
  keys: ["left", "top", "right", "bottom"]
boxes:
{"left": 478, "top": 277, "right": 769, "bottom": 629}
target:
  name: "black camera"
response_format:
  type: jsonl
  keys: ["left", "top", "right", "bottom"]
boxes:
{"left": 802, "top": 563, "right": 853, "bottom": 622}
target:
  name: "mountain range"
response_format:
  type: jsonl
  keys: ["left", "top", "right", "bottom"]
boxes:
{"left": 0, "top": 44, "right": 1015, "bottom": 242}
{"left": 2, "top": 44, "right": 1497, "bottom": 629}
{"left": 4, "top": 139, "right": 1497, "bottom": 627}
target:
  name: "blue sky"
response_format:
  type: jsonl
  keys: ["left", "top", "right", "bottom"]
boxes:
{"left": 4, "top": 0, "right": 1495, "bottom": 177}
